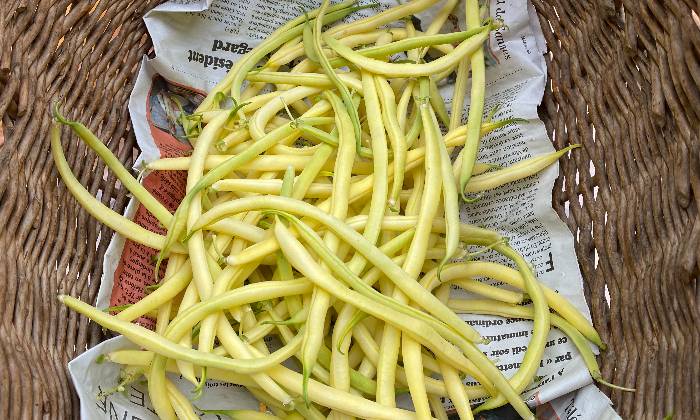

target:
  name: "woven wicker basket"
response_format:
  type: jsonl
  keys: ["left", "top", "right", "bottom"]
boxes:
{"left": 0, "top": 0, "right": 698, "bottom": 418}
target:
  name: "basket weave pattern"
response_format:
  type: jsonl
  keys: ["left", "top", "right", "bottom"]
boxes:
{"left": 0, "top": 0, "right": 698, "bottom": 418}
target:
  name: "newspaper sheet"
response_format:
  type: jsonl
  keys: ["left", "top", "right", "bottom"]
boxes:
{"left": 74, "top": 0, "right": 621, "bottom": 418}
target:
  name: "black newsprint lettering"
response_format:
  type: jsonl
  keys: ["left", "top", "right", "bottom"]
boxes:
{"left": 137, "top": 388, "right": 158, "bottom": 415}
{"left": 95, "top": 385, "right": 152, "bottom": 419}
{"left": 545, "top": 251, "right": 554, "bottom": 272}
{"left": 493, "top": 5, "right": 511, "bottom": 60}
{"left": 96, "top": 386, "right": 108, "bottom": 414}
{"left": 495, "top": 7, "right": 506, "bottom": 21}
{"left": 564, "top": 397, "right": 582, "bottom": 419}
{"left": 483, "top": 329, "right": 528, "bottom": 343}
{"left": 554, "top": 351, "right": 573, "bottom": 363}
{"left": 108, "top": 400, "right": 128, "bottom": 420}
{"left": 146, "top": 402, "right": 157, "bottom": 415}
{"left": 128, "top": 386, "right": 145, "bottom": 407}
{"left": 212, "top": 39, "right": 254, "bottom": 55}
{"left": 186, "top": 50, "right": 234, "bottom": 71}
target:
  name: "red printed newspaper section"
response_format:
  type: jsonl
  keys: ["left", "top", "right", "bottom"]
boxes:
{"left": 109, "top": 76, "right": 204, "bottom": 328}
